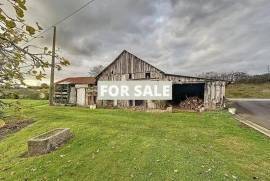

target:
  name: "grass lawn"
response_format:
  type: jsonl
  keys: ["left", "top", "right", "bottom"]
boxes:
{"left": 0, "top": 100, "right": 269, "bottom": 180}
{"left": 226, "top": 83, "right": 270, "bottom": 98}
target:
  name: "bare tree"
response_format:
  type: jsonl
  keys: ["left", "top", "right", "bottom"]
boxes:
{"left": 89, "top": 65, "right": 104, "bottom": 77}
{"left": 199, "top": 71, "right": 249, "bottom": 83}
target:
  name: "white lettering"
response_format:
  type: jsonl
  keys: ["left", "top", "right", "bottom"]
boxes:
{"left": 163, "top": 85, "right": 170, "bottom": 97}
{"left": 143, "top": 86, "right": 153, "bottom": 97}
{"left": 121, "top": 86, "right": 129, "bottom": 96}
{"left": 134, "top": 85, "right": 142, "bottom": 97}
{"left": 100, "top": 85, "right": 108, "bottom": 96}
{"left": 109, "top": 85, "right": 119, "bottom": 97}
{"left": 153, "top": 85, "right": 161, "bottom": 96}
{"left": 98, "top": 81, "right": 172, "bottom": 100}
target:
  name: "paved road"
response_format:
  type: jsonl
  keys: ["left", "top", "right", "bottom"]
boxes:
{"left": 231, "top": 99, "right": 270, "bottom": 130}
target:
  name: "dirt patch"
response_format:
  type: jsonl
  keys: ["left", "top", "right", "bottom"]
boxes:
{"left": 0, "top": 120, "right": 33, "bottom": 140}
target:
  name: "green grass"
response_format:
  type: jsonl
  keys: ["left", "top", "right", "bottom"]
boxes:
{"left": 226, "top": 83, "right": 270, "bottom": 98}
{"left": 0, "top": 100, "right": 269, "bottom": 180}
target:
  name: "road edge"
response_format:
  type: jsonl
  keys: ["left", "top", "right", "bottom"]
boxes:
{"left": 234, "top": 114, "right": 270, "bottom": 137}
{"left": 228, "top": 98, "right": 270, "bottom": 101}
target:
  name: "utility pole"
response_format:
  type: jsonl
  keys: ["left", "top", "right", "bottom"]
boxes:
{"left": 267, "top": 65, "right": 270, "bottom": 82}
{"left": 49, "top": 26, "right": 56, "bottom": 106}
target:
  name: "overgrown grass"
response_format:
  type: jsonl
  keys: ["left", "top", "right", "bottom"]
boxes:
{"left": 0, "top": 100, "right": 269, "bottom": 180}
{"left": 226, "top": 83, "right": 270, "bottom": 98}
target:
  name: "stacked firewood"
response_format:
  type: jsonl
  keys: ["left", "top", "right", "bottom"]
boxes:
{"left": 179, "top": 97, "right": 204, "bottom": 110}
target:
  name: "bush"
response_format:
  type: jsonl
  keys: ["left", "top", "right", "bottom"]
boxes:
{"left": 152, "top": 100, "right": 168, "bottom": 109}
{"left": 6, "top": 93, "right": 19, "bottom": 99}
{"left": 41, "top": 83, "right": 49, "bottom": 89}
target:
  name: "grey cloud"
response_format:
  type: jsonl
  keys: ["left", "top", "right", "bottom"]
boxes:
{"left": 25, "top": 0, "right": 270, "bottom": 81}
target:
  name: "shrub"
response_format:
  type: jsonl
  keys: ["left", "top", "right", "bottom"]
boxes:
{"left": 152, "top": 100, "right": 168, "bottom": 109}
{"left": 6, "top": 93, "right": 19, "bottom": 99}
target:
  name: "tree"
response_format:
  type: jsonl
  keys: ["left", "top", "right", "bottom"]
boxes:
{"left": 40, "top": 83, "right": 49, "bottom": 89}
{"left": 199, "top": 71, "right": 249, "bottom": 83}
{"left": 0, "top": 0, "right": 69, "bottom": 116}
{"left": 0, "top": 0, "right": 70, "bottom": 87}
{"left": 89, "top": 65, "right": 104, "bottom": 77}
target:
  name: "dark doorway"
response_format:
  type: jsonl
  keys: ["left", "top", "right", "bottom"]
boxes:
{"left": 129, "top": 100, "right": 133, "bottom": 107}
{"left": 145, "top": 73, "right": 151, "bottom": 79}
{"left": 171, "top": 83, "right": 205, "bottom": 105}
{"left": 135, "top": 100, "right": 144, "bottom": 106}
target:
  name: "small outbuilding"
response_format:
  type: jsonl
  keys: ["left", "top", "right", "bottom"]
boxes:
{"left": 54, "top": 77, "right": 96, "bottom": 106}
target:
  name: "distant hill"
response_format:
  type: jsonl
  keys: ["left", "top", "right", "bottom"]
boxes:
{"left": 199, "top": 72, "right": 270, "bottom": 84}
{"left": 226, "top": 83, "right": 270, "bottom": 98}
{"left": 0, "top": 88, "right": 48, "bottom": 100}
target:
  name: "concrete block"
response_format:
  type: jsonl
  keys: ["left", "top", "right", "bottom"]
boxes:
{"left": 28, "top": 128, "right": 72, "bottom": 156}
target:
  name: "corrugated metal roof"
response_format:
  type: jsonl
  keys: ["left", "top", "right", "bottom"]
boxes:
{"left": 55, "top": 77, "right": 96, "bottom": 85}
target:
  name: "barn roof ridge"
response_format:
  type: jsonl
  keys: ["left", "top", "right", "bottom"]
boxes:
{"left": 164, "top": 73, "right": 224, "bottom": 81}
{"left": 96, "top": 50, "right": 165, "bottom": 78}
{"left": 122, "top": 50, "right": 225, "bottom": 81}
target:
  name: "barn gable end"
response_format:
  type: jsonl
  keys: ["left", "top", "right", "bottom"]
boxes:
{"left": 97, "top": 50, "right": 165, "bottom": 81}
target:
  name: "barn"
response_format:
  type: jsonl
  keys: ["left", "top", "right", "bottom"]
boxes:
{"left": 96, "top": 50, "right": 225, "bottom": 109}
{"left": 54, "top": 50, "right": 225, "bottom": 109}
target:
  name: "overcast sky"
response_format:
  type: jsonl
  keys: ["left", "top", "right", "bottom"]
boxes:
{"left": 24, "top": 0, "right": 270, "bottom": 84}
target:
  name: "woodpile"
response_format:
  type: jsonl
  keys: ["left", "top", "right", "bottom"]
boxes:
{"left": 178, "top": 97, "right": 204, "bottom": 111}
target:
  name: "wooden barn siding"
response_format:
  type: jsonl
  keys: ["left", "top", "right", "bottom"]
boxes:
{"left": 204, "top": 81, "right": 226, "bottom": 109}
{"left": 98, "top": 51, "right": 164, "bottom": 81}
{"left": 97, "top": 51, "right": 164, "bottom": 107}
